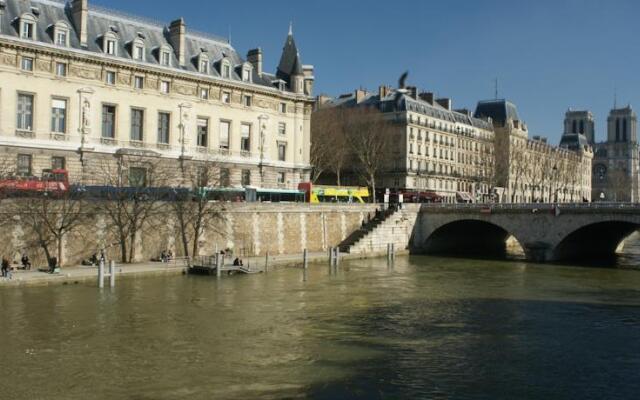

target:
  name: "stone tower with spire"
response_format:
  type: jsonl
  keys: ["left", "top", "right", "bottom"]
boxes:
{"left": 277, "top": 24, "right": 314, "bottom": 96}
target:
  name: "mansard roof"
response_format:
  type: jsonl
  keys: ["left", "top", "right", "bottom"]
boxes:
{"left": 324, "top": 90, "right": 493, "bottom": 131}
{"left": 474, "top": 99, "right": 520, "bottom": 127}
{"left": 0, "top": 0, "right": 300, "bottom": 93}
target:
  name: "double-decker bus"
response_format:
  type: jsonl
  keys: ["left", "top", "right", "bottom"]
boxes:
{"left": 298, "top": 183, "right": 370, "bottom": 203}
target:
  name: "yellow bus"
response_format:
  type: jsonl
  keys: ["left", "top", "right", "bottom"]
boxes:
{"left": 298, "top": 183, "right": 370, "bottom": 203}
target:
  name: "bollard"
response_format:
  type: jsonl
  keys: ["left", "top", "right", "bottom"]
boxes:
{"left": 387, "top": 243, "right": 392, "bottom": 263}
{"left": 335, "top": 247, "right": 340, "bottom": 267}
{"left": 265, "top": 252, "right": 269, "bottom": 273}
{"left": 303, "top": 249, "right": 308, "bottom": 270}
{"left": 215, "top": 253, "right": 221, "bottom": 278}
{"left": 109, "top": 260, "right": 116, "bottom": 287}
{"left": 329, "top": 247, "right": 335, "bottom": 267}
{"left": 98, "top": 259, "right": 105, "bottom": 288}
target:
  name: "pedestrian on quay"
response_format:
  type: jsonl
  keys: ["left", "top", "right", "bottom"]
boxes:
{"left": 2, "top": 257, "right": 11, "bottom": 279}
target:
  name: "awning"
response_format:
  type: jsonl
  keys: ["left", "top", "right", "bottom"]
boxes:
{"left": 456, "top": 191, "right": 473, "bottom": 201}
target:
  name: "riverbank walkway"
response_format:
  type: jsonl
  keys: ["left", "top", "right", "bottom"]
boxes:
{"left": 0, "top": 249, "right": 399, "bottom": 288}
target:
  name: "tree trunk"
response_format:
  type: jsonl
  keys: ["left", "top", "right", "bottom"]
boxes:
{"left": 57, "top": 234, "right": 63, "bottom": 267}
{"left": 370, "top": 173, "right": 377, "bottom": 203}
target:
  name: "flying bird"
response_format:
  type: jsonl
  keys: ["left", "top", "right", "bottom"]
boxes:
{"left": 394, "top": 71, "right": 409, "bottom": 110}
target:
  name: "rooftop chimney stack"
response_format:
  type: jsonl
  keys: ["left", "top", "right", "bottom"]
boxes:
{"left": 379, "top": 85, "right": 390, "bottom": 99}
{"left": 419, "top": 92, "right": 434, "bottom": 105}
{"left": 355, "top": 89, "right": 367, "bottom": 104}
{"left": 407, "top": 86, "right": 418, "bottom": 99}
{"left": 436, "top": 98, "right": 452, "bottom": 111}
{"left": 168, "top": 18, "right": 186, "bottom": 67}
{"left": 71, "top": 0, "right": 88, "bottom": 47}
{"left": 247, "top": 48, "right": 263, "bottom": 76}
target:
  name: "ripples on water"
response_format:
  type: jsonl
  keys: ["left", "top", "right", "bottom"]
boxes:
{"left": 2, "top": 239, "right": 640, "bottom": 399}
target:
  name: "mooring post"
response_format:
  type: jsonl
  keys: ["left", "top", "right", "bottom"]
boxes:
{"left": 98, "top": 259, "right": 104, "bottom": 288}
{"left": 334, "top": 247, "right": 340, "bottom": 267}
{"left": 109, "top": 260, "right": 116, "bottom": 287}
{"left": 265, "top": 251, "right": 269, "bottom": 273}
{"left": 387, "top": 243, "right": 392, "bottom": 263}
{"left": 303, "top": 248, "right": 308, "bottom": 270}
{"left": 215, "top": 253, "right": 221, "bottom": 278}
{"left": 329, "top": 247, "right": 334, "bottom": 266}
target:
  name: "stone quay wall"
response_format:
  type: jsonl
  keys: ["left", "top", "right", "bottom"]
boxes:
{"left": 0, "top": 202, "right": 377, "bottom": 267}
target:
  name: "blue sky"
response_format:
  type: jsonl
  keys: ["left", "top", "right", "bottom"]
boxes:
{"left": 94, "top": 0, "right": 639, "bottom": 143}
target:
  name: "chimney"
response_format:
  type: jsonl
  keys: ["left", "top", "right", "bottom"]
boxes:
{"left": 355, "top": 89, "right": 367, "bottom": 104}
{"left": 436, "top": 98, "right": 452, "bottom": 110}
{"left": 419, "top": 92, "right": 435, "bottom": 105}
{"left": 71, "top": 0, "right": 88, "bottom": 47}
{"left": 407, "top": 86, "right": 418, "bottom": 99}
{"left": 379, "top": 85, "right": 390, "bottom": 99}
{"left": 168, "top": 18, "right": 186, "bottom": 67}
{"left": 247, "top": 48, "right": 263, "bottom": 76}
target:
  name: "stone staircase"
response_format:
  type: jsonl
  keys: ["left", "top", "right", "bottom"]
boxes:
{"left": 339, "top": 208, "right": 418, "bottom": 254}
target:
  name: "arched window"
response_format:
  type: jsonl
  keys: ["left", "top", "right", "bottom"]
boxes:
{"left": 579, "top": 120, "right": 584, "bottom": 134}
{"left": 103, "top": 31, "right": 118, "bottom": 55}
{"left": 19, "top": 13, "right": 37, "bottom": 40}
{"left": 53, "top": 21, "right": 70, "bottom": 47}
{"left": 572, "top": 120, "right": 577, "bottom": 133}
{"left": 623, "top": 118, "right": 628, "bottom": 141}
{"left": 616, "top": 118, "right": 620, "bottom": 142}
{"left": 241, "top": 63, "right": 253, "bottom": 82}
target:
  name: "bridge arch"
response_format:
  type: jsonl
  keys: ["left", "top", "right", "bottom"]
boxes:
{"left": 423, "top": 219, "right": 523, "bottom": 258}
{"left": 552, "top": 220, "right": 640, "bottom": 262}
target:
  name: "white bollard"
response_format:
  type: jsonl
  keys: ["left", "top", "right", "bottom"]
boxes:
{"left": 109, "top": 260, "right": 116, "bottom": 287}
{"left": 216, "top": 253, "right": 221, "bottom": 278}
{"left": 98, "top": 259, "right": 105, "bottom": 288}
{"left": 334, "top": 247, "right": 340, "bottom": 267}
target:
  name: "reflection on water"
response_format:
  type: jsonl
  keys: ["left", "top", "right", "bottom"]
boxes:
{"left": 1, "top": 238, "right": 640, "bottom": 399}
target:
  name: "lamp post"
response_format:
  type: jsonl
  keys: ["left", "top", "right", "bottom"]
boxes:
{"left": 552, "top": 164, "right": 558, "bottom": 203}
{"left": 178, "top": 102, "right": 192, "bottom": 183}
{"left": 257, "top": 114, "right": 269, "bottom": 186}
{"left": 77, "top": 87, "right": 94, "bottom": 180}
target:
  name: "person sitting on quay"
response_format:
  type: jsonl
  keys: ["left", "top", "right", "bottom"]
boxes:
{"left": 233, "top": 257, "right": 244, "bottom": 267}
{"left": 21, "top": 253, "right": 31, "bottom": 270}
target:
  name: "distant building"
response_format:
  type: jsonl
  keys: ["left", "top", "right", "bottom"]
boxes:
{"left": 0, "top": 0, "right": 315, "bottom": 189}
{"left": 475, "top": 99, "right": 592, "bottom": 203}
{"left": 583, "top": 106, "right": 640, "bottom": 201}
{"left": 317, "top": 86, "right": 496, "bottom": 203}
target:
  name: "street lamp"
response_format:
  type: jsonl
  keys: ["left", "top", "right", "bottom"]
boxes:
{"left": 552, "top": 164, "right": 558, "bottom": 203}
{"left": 257, "top": 114, "right": 269, "bottom": 186}
{"left": 178, "top": 102, "right": 192, "bottom": 181}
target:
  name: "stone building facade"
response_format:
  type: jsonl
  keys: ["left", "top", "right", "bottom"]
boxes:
{"left": 567, "top": 106, "right": 640, "bottom": 202}
{"left": 0, "top": 0, "right": 314, "bottom": 189}
{"left": 317, "top": 86, "right": 496, "bottom": 203}
{"left": 474, "top": 99, "right": 592, "bottom": 203}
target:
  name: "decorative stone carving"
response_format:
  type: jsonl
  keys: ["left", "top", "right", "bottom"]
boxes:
{"left": 117, "top": 72, "right": 131, "bottom": 86}
{"left": 50, "top": 133, "right": 68, "bottom": 141}
{"left": 15, "top": 130, "right": 35, "bottom": 139}
{"left": 70, "top": 65, "right": 101, "bottom": 80}
{"left": 174, "top": 83, "right": 197, "bottom": 96}
{"left": 101, "top": 138, "right": 117, "bottom": 146}
{"left": 0, "top": 53, "right": 17, "bottom": 66}
{"left": 36, "top": 59, "right": 51, "bottom": 72}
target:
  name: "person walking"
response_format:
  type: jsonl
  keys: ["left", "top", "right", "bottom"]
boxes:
{"left": 21, "top": 253, "right": 31, "bottom": 270}
{"left": 1, "top": 257, "right": 10, "bottom": 279}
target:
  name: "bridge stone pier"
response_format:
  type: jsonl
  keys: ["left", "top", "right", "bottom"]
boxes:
{"left": 409, "top": 203, "right": 640, "bottom": 263}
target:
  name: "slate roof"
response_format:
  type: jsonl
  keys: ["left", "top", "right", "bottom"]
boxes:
{"left": 559, "top": 133, "right": 590, "bottom": 150}
{"left": 276, "top": 30, "right": 303, "bottom": 83}
{"left": 324, "top": 90, "right": 494, "bottom": 131}
{"left": 0, "top": 0, "right": 299, "bottom": 92}
{"left": 473, "top": 99, "right": 520, "bottom": 127}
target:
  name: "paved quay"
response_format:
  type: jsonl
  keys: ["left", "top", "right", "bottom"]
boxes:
{"left": 0, "top": 250, "right": 403, "bottom": 288}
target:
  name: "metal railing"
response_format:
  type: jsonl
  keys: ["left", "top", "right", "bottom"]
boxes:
{"left": 419, "top": 202, "right": 640, "bottom": 211}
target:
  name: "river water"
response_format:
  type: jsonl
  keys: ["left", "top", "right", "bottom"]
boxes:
{"left": 2, "top": 244, "right": 640, "bottom": 399}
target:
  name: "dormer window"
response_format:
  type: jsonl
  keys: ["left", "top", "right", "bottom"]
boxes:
{"left": 20, "top": 14, "right": 37, "bottom": 40}
{"left": 103, "top": 32, "right": 118, "bottom": 55}
{"left": 197, "top": 53, "right": 209, "bottom": 74}
{"left": 220, "top": 60, "right": 231, "bottom": 79}
{"left": 160, "top": 49, "right": 171, "bottom": 66}
{"left": 131, "top": 38, "right": 145, "bottom": 61}
{"left": 242, "top": 65, "right": 252, "bottom": 82}
{"left": 53, "top": 22, "right": 70, "bottom": 47}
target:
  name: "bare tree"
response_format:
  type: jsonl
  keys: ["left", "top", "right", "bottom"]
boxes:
{"left": 168, "top": 160, "right": 226, "bottom": 262}
{"left": 310, "top": 107, "right": 349, "bottom": 184}
{"left": 94, "top": 154, "right": 169, "bottom": 263}
{"left": 10, "top": 193, "right": 85, "bottom": 267}
{"left": 344, "top": 107, "right": 395, "bottom": 203}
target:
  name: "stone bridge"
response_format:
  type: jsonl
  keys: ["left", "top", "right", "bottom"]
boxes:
{"left": 409, "top": 203, "right": 640, "bottom": 262}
